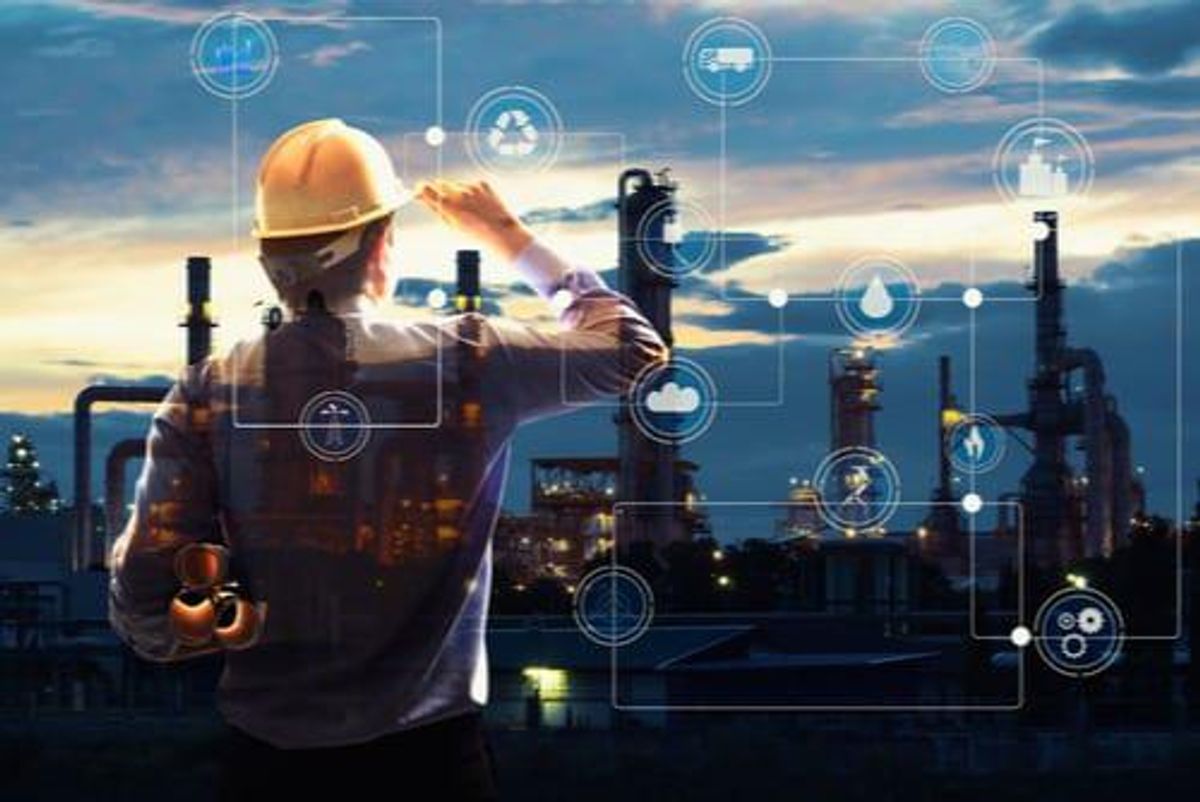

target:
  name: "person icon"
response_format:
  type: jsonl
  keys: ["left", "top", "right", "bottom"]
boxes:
{"left": 315, "top": 400, "right": 353, "bottom": 449}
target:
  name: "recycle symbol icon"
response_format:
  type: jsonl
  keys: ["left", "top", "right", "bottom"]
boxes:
{"left": 487, "top": 107, "right": 539, "bottom": 157}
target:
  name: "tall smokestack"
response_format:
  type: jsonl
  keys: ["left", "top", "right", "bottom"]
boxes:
{"left": 926, "top": 354, "right": 961, "bottom": 556}
{"left": 183, "top": 256, "right": 215, "bottom": 366}
{"left": 455, "top": 249, "right": 481, "bottom": 313}
{"left": 1023, "top": 211, "right": 1072, "bottom": 568}
{"left": 937, "top": 355, "right": 953, "bottom": 501}
{"left": 616, "top": 168, "right": 681, "bottom": 547}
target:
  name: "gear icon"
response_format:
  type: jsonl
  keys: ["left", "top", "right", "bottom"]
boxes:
{"left": 1033, "top": 587, "right": 1125, "bottom": 678}
{"left": 1060, "top": 633, "right": 1088, "bottom": 660}
{"left": 1077, "top": 606, "right": 1106, "bottom": 635}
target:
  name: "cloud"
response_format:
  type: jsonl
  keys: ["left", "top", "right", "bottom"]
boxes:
{"left": 85, "top": 372, "right": 175, "bottom": 387}
{"left": 699, "top": 232, "right": 791, "bottom": 274}
{"left": 33, "top": 1, "right": 350, "bottom": 26}
{"left": 0, "top": 0, "right": 1196, "bottom": 527}
{"left": 521, "top": 198, "right": 615, "bottom": 225}
{"left": 646, "top": 381, "right": 701, "bottom": 414}
{"left": 301, "top": 39, "right": 370, "bottom": 68}
{"left": 35, "top": 1, "right": 215, "bottom": 24}
{"left": 1028, "top": 2, "right": 1200, "bottom": 75}
{"left": 1087, "top": 239, "right": 1183, "bottom": 292}
{"left": 3, "top": 238, "right": 1195, "bottom": 533}
{"left": 43, "top": 358, "right": 102, "bottom": 367}
{"left": 34, "top": 36, "right": 113, "bottom": 58}
{"left": 1086, "top": 75, "right": 1200, "bottom": 109}
{"left": 518, "top": 198, "right": 788, "bottom": 276}
{"left": 886, "top": 95, "right": 1041, "bottom": 130}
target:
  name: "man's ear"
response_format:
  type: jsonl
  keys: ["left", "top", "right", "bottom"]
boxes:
{"left": 365, "top": 223, "right": 392, "bottom": 299}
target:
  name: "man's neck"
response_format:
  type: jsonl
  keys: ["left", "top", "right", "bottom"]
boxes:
{"left": 287, "top": 293, "right": 376, "bottom": 319}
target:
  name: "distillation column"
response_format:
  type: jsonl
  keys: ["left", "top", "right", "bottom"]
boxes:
{"left": 616, "top": 169, "right": 681, "bottom": 547}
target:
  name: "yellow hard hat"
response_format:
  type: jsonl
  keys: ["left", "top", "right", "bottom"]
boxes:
{"left": 252, "top": 118, "right": 408, "bottom": 239}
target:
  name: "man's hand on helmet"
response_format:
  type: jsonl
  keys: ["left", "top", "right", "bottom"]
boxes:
{"left": 417, "top": 179, "right": 534, "bottom": 263}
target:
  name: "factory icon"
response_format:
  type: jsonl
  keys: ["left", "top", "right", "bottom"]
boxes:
{"left": 1018, "top": 137, "right": 1070, "bottom": 198}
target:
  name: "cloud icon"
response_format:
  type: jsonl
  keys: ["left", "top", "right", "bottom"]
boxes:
{"left": 645, "top": 381, "right": 701, "bottom": 414}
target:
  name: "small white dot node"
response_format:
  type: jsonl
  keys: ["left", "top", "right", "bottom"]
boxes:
{"left": 767, "top": 288, "right": 788, "bottom": 309}
{"left": 426, "top": 288, "right": 447, "bottom": 309}
{"left": 1031, "top": 220, "right": 1051, "bottom": 241}
{"left": 550, "top": 288, "right": 574, "bottom": 315}
{"left": 963, "top": 287, "right": 984, "bottom": 309}
{"left": 962, "top": 492, "right": 983, "bottom": 514}
{"left": 424, "top": 125, "right": 446, "bottom": 147}
{"left": 1010, "top": 625, "right": 1032, "bottom": 648}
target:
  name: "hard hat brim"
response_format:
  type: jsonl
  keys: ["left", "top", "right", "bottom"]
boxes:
{"left": 252, "top": 179, "right": 411, "bottom": 240}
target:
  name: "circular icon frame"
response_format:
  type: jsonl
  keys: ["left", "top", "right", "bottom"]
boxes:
{"left": 298, "top": 390, "right": 372, "bottom": 462}
{"left": 1032, "top": 586, "right": 1125, "bottom": 678}
{"left": 629, "top": 357, "right": 718, "bottom": 446}
{"left": 682, "top": 17, "right": 773, "bottom": 107}
{"left": 811, "top": 446, "right": 902, "bottom": 532}
{"left": 945, "top": 413, "right": 1007, "bottom": 474}
{"left": 190, "top": 12, "right": 279, "bottom": 100}
{"left": 993, "top": 117, "right": 1095, "bottom": 205}
{"left": 464, "top": 85, "right": 564, "bottom": 175}
{"left": 835, "top": 255, "right": 922, "bottom": 341}
{"left": 918, "top": 16, "right": 996, "bottom": 94}
{"left": 634, "top": 198, "right": 717, "bottom": 279}
{"left": 573, "top": 566, "right": 655, "bottom": 647}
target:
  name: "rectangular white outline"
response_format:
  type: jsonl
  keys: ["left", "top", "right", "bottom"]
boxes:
{"left": 710, "top": 55, "right": 1047, "bottom": 303}
{"left": 610, "top": 500, "right": 1026, "bottom": 712}
{"left": 683, "top": 46, "right": 1185, "bottom": 642}
{"left": 557, "top": 299, "right": 787, "bottom": 409}
{"left": 394, "top": 128, "right": 642, "bottom": 413}
{"left": 623, "top": 55, "right": 1045, "bottom": 412}
{"left": 227, "top": 15, "right": 447, "bottom": 430}
{"left": 967, "top": 241, "right": 1186, "bottom": 641}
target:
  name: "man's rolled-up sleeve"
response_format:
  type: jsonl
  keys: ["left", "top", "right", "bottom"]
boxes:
{"left": 481, "top": 237, "right": 668, "bottom": 424}
{"left": 108, "top": 366, "right": 219, "bottom": 662}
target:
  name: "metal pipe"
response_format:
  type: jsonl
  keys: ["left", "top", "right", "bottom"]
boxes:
{"left": 73, "top": 384, "right": 169, "bottom": 571}
{"left": 1108, "top": 405, "right": 1134, "bottom": 551}
{"left": 75, "top": 255, "right": 215, "bottom": 571}
{"left": 103, "top": 437, "right": 145, "bottom": 548}
{"left": 1062, "top": 347, "right": 1114, "bottom": 558}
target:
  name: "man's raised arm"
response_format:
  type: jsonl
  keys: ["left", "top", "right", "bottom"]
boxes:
{"left": 417, "top": 180, "right": 668, "bottom": 422}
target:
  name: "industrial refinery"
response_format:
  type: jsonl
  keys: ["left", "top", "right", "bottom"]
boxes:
{"left": 1, "top": 165, "right": 1187, "bottom": 712}
{"left": 5, "top": 3, "right": 1200, "bottom": 799}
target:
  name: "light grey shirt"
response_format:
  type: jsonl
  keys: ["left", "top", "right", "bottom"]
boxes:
{"left": 108, "top": 239, "right": 666, "bottom": 748}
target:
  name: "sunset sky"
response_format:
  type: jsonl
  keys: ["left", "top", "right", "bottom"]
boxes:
{"left": 1, "top": 0, "right": 1196, "bottom": 519}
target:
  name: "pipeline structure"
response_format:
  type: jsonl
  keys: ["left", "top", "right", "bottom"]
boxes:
{"left": 615, "top": 168, "right": 697, "bottom": 548}
{"left": 72, "top": 255, "right": 215, "bottom": 571}
{"left": 992, "top": 211, "right": 1138, "bottom": 568}
{"left": 66, "top": 185, "right": 1145, "bottom": 588}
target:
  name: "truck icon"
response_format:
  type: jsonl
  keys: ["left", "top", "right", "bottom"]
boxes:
{"left": 698, "top": 47, "right": 755, "bottom": 73}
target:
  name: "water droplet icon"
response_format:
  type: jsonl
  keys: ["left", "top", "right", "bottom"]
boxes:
{"left": 859, "top": 274, "right": 894, "bottom": 319}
